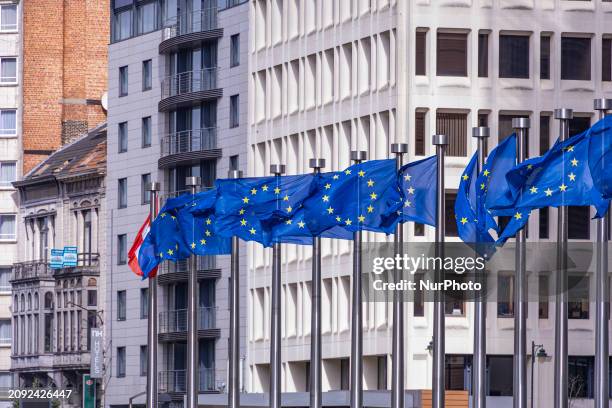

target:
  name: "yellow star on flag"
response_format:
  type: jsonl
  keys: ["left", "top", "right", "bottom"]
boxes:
{"left": 529, "top": 186, "right": 538, "bottom": 194}
{"left": 327, "top": 206, "right": 334, "bottom": 214}
{"left": 404, "top": 201, "right": 412, "bottom": 207}
{"left": 559, "top": 184, "right": 568, "bottom": 192}
{"left": 345, "top": 169, "right": 351, "bottom": 175}
{"left": 367, "top": 205, "right": 374, "bottom": 213}
{"left": 460, "top": 217, "right": 468, "bottom": 225}
{"left": 191, "top": 242, "right": 196, "bottom": 249}
{"left": 286, "top": 206, "right": 293, "bottom": 213}
{"left": 333, "top": 174, "right": 339, "bottom": 180}
{"left": 262, "top": 185, "right": 269, "bottom": 192}
{"left": 298, "top": 221, "right": 305, "bottom": 228}
{"left": 462, "top": 174, "right": 469, "bottom": 181}
{"left": 480, "top": 183, "right": 486, "bottom": 190}
{"left": 239, "top": 209, "right": 245, "bottom": 215}
{"left": 249, "top": 228, "right": 256, "bottom": 235}
{"left": 568, "top": 172, "right": 576, "bottom": 182}
{"left": 358, "top": 170, "right": 365, "bottom": 177}
{"left": 283, "top": 195, "right": 289, "bottom": 201}
{"left": 345, "top": 218, "right": 352, "bottom": 225}
{"left": 407, "top": 187, "right": 415, "bottom": 195}
{"left": 322, "top": 195, "right": 329, "bottom": 202}
{"left": 367, "top": 179, "right": 374, "bottom": 187}
{"left": 205, "top": 230, "right": 211, "bottom": 237}
{"left": 514, "top": 212, "right": 522, "bottom": 220}
{"left": 404, "top": 174, "right": 412, "bottom": 181}
{"left": 325, "top": 183, "right": 331, "bottom": 189}
{"left": 200, "top": 239, "right": 207, "bottom": 245}
{"left": 242, "top": 197, "right": 249, "bottom": 204}
{"left": 370, "top": 192, "right": 378, "bottom": 200}
{"left": 240, "top": 219, "right": 247, "bottom": 226}
{"left": 358, "top": 215, "right": 365, "bottom": 223}
{"left": 571, "top": 158, "right": 579, "bottom": 167}
{"left": 286, "top": 220, "right": 292, "bottom": 225}
{"left": 274, "top": 187, "right": 281, "bottom": 194}
{"left": 167, "top": 249, "right": 174, "bottom": 256}
{"left": 336, "top": 216, "right": 342, "bottom": 222}
{"left": 545, "top": 188, "right": 553, "bottom": 196}
{"left": 483, "top": 170, "right": 490, "bottom": 177}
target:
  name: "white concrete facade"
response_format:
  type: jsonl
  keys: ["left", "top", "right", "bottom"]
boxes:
{"left": 248, "top": 1, "right": 612, "bottom": 406}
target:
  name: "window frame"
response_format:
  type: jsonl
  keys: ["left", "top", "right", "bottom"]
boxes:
{"left": 0, "top": 4, "right": 17, "bottom": 32}
{"left": 142, "top": 59, "right": 152, "bottom": 91}
{"left": 561, "top": 36, "right": 592, "bottom": 81}
{"left": 0, "top": 161, "right": 16, "bottom": 186}
{"left": 499, "top": 34, "right": 530, "bottom": 79}
{"left": 140, "top": 287, "right": 149, "bottom": 319}
{"left": 117, "top": 346, "right": 126, "bottom": 377}
{"left": 119, "top": 65, "right": 129, "bottom": 97}
{"left": 117, "top": 234, "right": 127, "bottom": 265}
{"left": 0, "top": 214, "right": 16, "bottom": 241}
{"left": 118, "top": 122, "right": 128, "bottom": 153}
{"left": 229, "top": 94, "right": 239, "bottom": 128}
{"left": 0, "top": 57, "right": 17, "bottom": 84}
{"left": 141, "top": 173, "right": 151, "bottom": 205}
{"left": 141, "top": 116, "right": 151, "bottom": 148}
{"left": 230, "top": 33, "right": 240, "bottom": 67}
{"left": 117, "top": 290, "right": 127, "bottom": 321}
{"left": 118, "top": 178, "right": 128, "bottom": 209}
{"left": 436, "top": 31, "right": 468, "bottom": 77}
{"left": 0, "top": 109, "right": 16, "bottom": 137}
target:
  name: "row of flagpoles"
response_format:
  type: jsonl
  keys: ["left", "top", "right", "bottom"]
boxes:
{"left": 136, "top": 99, "right": 611, "bottom": 408}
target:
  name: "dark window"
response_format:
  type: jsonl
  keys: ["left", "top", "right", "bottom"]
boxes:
{"left": 436, "top": 32, "right": 468, "bottom": 77}
{"left": 117, "top": 290, "right": 126, "bottom": 321}
{"left": 142, "top": 116, "right": 151, "bottom": 147}
{"left": 499, "top": 35, "right": 530, "bottom": 79}
{"left": 414, "top": 223, "right": 424, "bottom": 236}
{"left": 436, "top": 112, "right": 467, "bottom": 157}
{"left": 445, "top": 355, "right": 470, "bottom": 391}
{"left": 87, "top": 290, "right": 97, "bottom": 307}
{"left": 230, "top": 34, "right": 240, "bottom": 67}
{"left": 478, "top": 113, "right": 488, "bottom": 127}
{"left": 137, "top": 1, "right": 157, "bottom": 35}
{"left": 140, "top": 345, "right": 148, "bottom": 376}
{"left": 141, "top": 173, "right": 151, "bottom": 205}
{"left": 142, "top": 59, "right": 152, "bottom": 91}
{"left": 415, "top": 110, "right": 426, "bottom": 156}
{"left": 230, "top": 94, "right": 239, "bottom": 128}
{"left": 540, "top": 35, "right": 551, "bottom": 80}
{"left": 140, "top": 287, "right": 149, "bottom": 319}
{"left": 569, "top": 117, "right": 591, "bottom": 137}
{"left": 488, "top": 356, "right": 513, "bottom": 396}
{"left": 340, "top": 358, "right": 350, "bottom": 390}
{"left": 119, "top": 66, "right": 128, "bottom": 96}
{"left": 377, "top": 356, "right": 387, "bottom": 390}
{"left": 117, "top": 234, "right": 127, "bottom": 265}
{"left": 539, "top": 208, "right": 549, "bottom": 239}
{"left": 561, "top": 37, "right": 591, "bottom": 81}
{"left": 415, "top": 31, "right": 426, "bottom": 76}
{"left": 445, "top": 191, "right": 458, "bottom": 237}
{"left": 568, "top": 206, "right": 590, "bottom": 239}
{"left": 539, "top": 274, "right": 549, "bottom": 319}
{"left": 445, "top": 272, "right": 464, "bottom": 316}
{"left": 118, "top": 122, "right": 128, "bottom": 153}
{"left": 118, "top": 178, "right": 128, "bottom": 209}
{"left": 478, "top": 33, "right": 489, "bottom": 78}
{"left": 603, "top": 38, "right": 611, "bottom": 82}
{"left": 114, "top": 8, "right": 132, "bottom": 41}
{"left": 117, "top": 346, "right": 126, "bottom": 377}
{"left": 413, "top": 273, "right": 425, "bottom": 317}
{"left": 568, "top": 275, "right": 589, "bottom": 319}
{"left": 568, "top": 356, "right": 594, "bottom": 398}
{"left": 539, "top": 114, "right": 550, "bottom": 155}
{"left": 229, "top": 155, "right": 239, "bottom": 171}
{"left": 497, "top": 275, "right": 514, "bottom": 318}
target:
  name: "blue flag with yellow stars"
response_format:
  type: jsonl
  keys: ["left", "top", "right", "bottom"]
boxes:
{"left": 213, "top": 174, "right": 317, "bottom": 246}
{"left": 138, "top": 193, "right": 193, "bottom": 278}
{"left": 302, "top": 159, "right": 402, "bottom": 236}
{"left": 588, "top": 115, "right": 612, "bottom": 200}
{"left": 491, "top": 122, "right": 611, "bottom": 242}
{"left": 399, "top": 155, "right": 437, "bottom": 226}
{"left": 180, "top": 189, "right": 231, "bottom": 256}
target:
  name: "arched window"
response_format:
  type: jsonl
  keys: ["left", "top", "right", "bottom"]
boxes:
{"left": 44, "top": 292, "right": 53, "bottom": 309}
{"left": 27, "top": 293, "right": 31, "bottom": 310}
{"left": 87, "top": 278, "right": 97, "bottom": 287}
{"left": 34, "top": 293, "right": 39, "bottom": 310}
{"left": 19, "top": 294, "right": 24, "bottom": 312}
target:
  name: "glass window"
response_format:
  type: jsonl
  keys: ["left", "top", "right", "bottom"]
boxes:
{"left": 142, "top": 116, "right": 151, "bottom": 147}
{"left": 415, "top": 110, "right": 426, "bottom": 156}
{"left": 444, "top": 192, "right": 458, "bottom": 237}
{"left": 119, "top": 66, "right": 128, "bottom": 97}
{"left": 137, "top": 2, "right": 157, "bottom": 34}
{"left": 445, "top": 271, "right": 465, "bottom": 316}
{"left": 0, "top": 319, "right": 10, "bottom": 345}
{"left": 499, "top": 35, "right": 530, "bottom": 79}
{"left": 0, "top": 5, "right": 17, "bottom": 31}
{"left": 436, "top": 32, "right": 468, "bottom": 77}
{"left": 377, "top": 356, "right": 387, "bottom": 390}
{"left": 0, "top": 215, "right": 15, "bottom": 240}
{"left": 142, "top": 60, "right": 152, "bottom": 91}
{"left": 413, "top": 272, "right": 425, "bottom": 317}
{"left": 229, "top": 94, "right": 239, "bottom": 128}
{"left": 436, "top": 112, "right": 467, "bottom": 157}
{"left": 117, "top": 234, "right": 127, "bottom": 265}
{"left": 230, "top": 34, "right": 240, "bottom": 67}
{"left": 140, "top": 345, "right": 148, "bottom": 376}
{"left": 0, "top": 267, "right": 9, "bottom": 291}
{"left": 0, "top": 110, "right": 16, "bottom": 136}
{"left": 568, "top": 275, "right": 589, "bottom": 319}
{"left": 87, "top": 290, "right": 97, "bottom": 307}
{"left": 541, "top": 35, "right": 551, "bottom": 80}
{"left": 163, "top": 0, "right": 177, "bottom": 23}
{"left": 568, "top": 206, "right": 590, "bottom": 239}
{"left": 0, "top": 372, "right": 12, "bottom": 388}
{"left": 445, "top": 355, "right": 469, "bottom": 391}
{"left": 497, "top": 275, "right": 514, "bottom": 317}
{"left": 0, "top": 162, "right": 15, "bottom": 186}
{"left": 478, "top": 33, "right": 489, "bottom": 78}
{"left": 568, "top": 356, "right": 594, "bottom": 398}
{"left": 118, "top": 122, "right": 128, "bottom": 153}
{"left": 114, "top": 9, "right": 132, "bottom": 41}
{"left": 488, "top": 356, "right": 513, "bottom": 396}
{"left": 118, "top": 178, "right": 127, "bottom": 209}
{"left": 0, "top": 58, "right": 16, "bottom": 83}
{"left": 561, "top": 37, "right": 591, "bottom": 81}
{"left": 141, "top": 173, "right": 151, "bottom": 205}
{"left": 415, "top": 30, "right": 426, "bottom": 76}
{"left": 117, "top": 290, "right": 126, "bottom": 320}
{"left": 539, "top": 274, "right": 549, "bottom": 319}
{"left": 140, "top": 287, "right": 149, "bottom": 319}
{"left": 539, "top": 114, "right": 550, "bottom": 155}
{"left": 603, "top": 38, "right": 611, "bottom": 82}
{"left": 117, "top": 346, "right": 126, "bottom": 377}
{"left": 539, "top": 208, "right": 549, "bottom": 239}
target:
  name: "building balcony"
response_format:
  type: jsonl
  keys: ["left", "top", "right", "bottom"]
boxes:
{"left": 158, "top": 306, "right": 220, "bottom": 342}
{"left": 11, "top": 354, "right": 54, "bottom": 372}
{"left": 53, "top": 351, "right": 90, "bottom": 369}
{"left": 159, "top": 368, "right": 217, "bottom": 394}
{"left": 159, "top": 68, "right": 222, "bottom": 112}
{"left": 11, "top": 261, "right": 53, "bottom": 282}
{"left": 160, "top": 8, "right": 223, "bottom": 54}
{"left": 157, "top": 256, "right": 221, "bottom": 285}
{"left": 158, "top": 128, "right": 222, "bottom": 168}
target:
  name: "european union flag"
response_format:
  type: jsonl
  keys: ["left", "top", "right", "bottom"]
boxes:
{"left": 214, "top": 174, "right": 316, "bottom": 246}
{"left": 302, "top": 159, "right": 402, "bottom": 236}
{"left": 138, "top": 193, "right": 193, "bottom": 278}
{"left": 588, "top": 115, "right": 612, "bottom": 200}
{"left": 181, "top": 189, "right": 231, "bottom": 256}
{"left": 399, "top": 155, "right": 437, "bottom": 226}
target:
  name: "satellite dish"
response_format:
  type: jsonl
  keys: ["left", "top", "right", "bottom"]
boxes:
{"left": 101, "top": 92, "right": 108, "bottom": 112}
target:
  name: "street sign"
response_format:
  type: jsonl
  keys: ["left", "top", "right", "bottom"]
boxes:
{"left": 90, "top": 328, "right": 104, "bottom": 379}
{"left": 83, "top": 374, "right": 95, "bottom": 408}
{"left": 63, "top": 246, "right": 78, "bottom": 267}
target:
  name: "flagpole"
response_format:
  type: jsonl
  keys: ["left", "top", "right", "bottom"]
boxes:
{"left": 432, "top": 134, "right": 448, "bottom": 408}
{"left": 390, "top": 143, "right": 408, "bottom": 408}
{"left": 146, "top": 182, "right": 160, "bottom": 408}
{"left": 186, "top": 176, "right": 201, "bottom": 408}
{"left": 228, "top": 169, "right": 243, "bottom": 408}
{"left": 350, "top": 150, "right": 367, "bottom": 408}
{"left": 270, "top": 164, "right": 286, "bottom": 408}
{"left": 553, "top": 108, "right": 573, "bottom": 408}
{"left": 471, "top": 127, "right": 489, "bottom": 408}
{"left": 309, "top": 158, "right": 326, "bottom": 408}
{"left": 593, "top": 98, "right": 611, "bottom": 408}
{"left": 512, "top": 118, "right": 530, "bottom": 408}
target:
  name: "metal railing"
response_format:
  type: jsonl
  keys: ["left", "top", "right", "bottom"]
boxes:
{"left": 158, "top": 255, "right": 216, "bottom": 275}
{"left": 161, "top": 68, "right": 218, "bottom": 99}
{"left": 162, "top": 8, "right": 218, "bottom": 41}
{"left": 159, "top": 306, "right": 216, "bottom": 333}
{"left": 12, "top": 261, "right": 53, "bottom": 281}
{"left": 159, "top": 368, "right": 216, "bottom": 393}
{"left": 160, "top": 128, "right": 217, "bottom": 157}
{"left": 76, "top": 252, "right": 100, "bottom": 267}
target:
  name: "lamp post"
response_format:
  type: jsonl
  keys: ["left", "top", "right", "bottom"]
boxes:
{"left": 530, "top": 342, "right": 547, "bottom": 408}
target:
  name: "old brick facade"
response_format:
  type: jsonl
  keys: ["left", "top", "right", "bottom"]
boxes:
{"left": 22, "top": 0, "right": 109, "bottom": 173}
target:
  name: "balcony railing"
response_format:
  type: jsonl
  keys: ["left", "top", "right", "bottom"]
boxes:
{"left": 159, "top": 368, "right": 216, "bottom": 393}
{"left": 158, "top": 255, "right": 216, "bottom": 275}
{"left": 76, "top": 253, "right": 100, "bottom": 267}
{"left": 161, "top": 68, "right": 217, "bottom": 99}
{"left": 160, "top": 128, "right": 217, "bottom": 157}
{"left": 12, "top": 261, "right": 53, "bottom": 281}
{"left": 159, "top": 306, "right": 216, "bottom": 333}
{"left": 162, "top": 7, "right": 218, "bottom": 41}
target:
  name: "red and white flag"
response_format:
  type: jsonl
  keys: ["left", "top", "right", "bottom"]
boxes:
{"left": 128, "top": 217, "right": 157, "bottom": 278}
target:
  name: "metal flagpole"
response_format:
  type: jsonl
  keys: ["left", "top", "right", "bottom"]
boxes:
{"left": 471, "top": 127, "right": 489, "bottom": 408}
{"left": 512, "top": 118, "right": 530, "bottom": 408}
{"left": 350, "top": 150, "right": 367, "bottom": 408}
{"left": 309, "top": 158, "right": 326, "bottom": 408}
{"left": 593, "top": 98, "right": 611, "bottom": 408}
{"left": 270, "top": 164, "right": 286, "bottom": 408}
{"left": 432, "top": 135, "right": 448, "bottom": 408}
{"left": 146, "top": 182, "right": 160, "bottom": 408}
{"left": 228, "top": 169, "right": 243, "bottom": 408}
{"left": 186, "top": 176, "right": 201, "bottom": 408}
{"left": 553, "top": 108, "right": 573, "bottom": 408}
{"left": 391, "top": 143, "right": 408, "bottom": 408}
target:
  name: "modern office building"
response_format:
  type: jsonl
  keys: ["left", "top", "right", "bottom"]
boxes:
{"left": 105, "top": 0, "right": 249, "bottom": 406}
{"left": 10, "top": 125, "right": 107, "bottom": 407}
{"left": 247, "top": 1, "right": 612, "bottom": 407}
